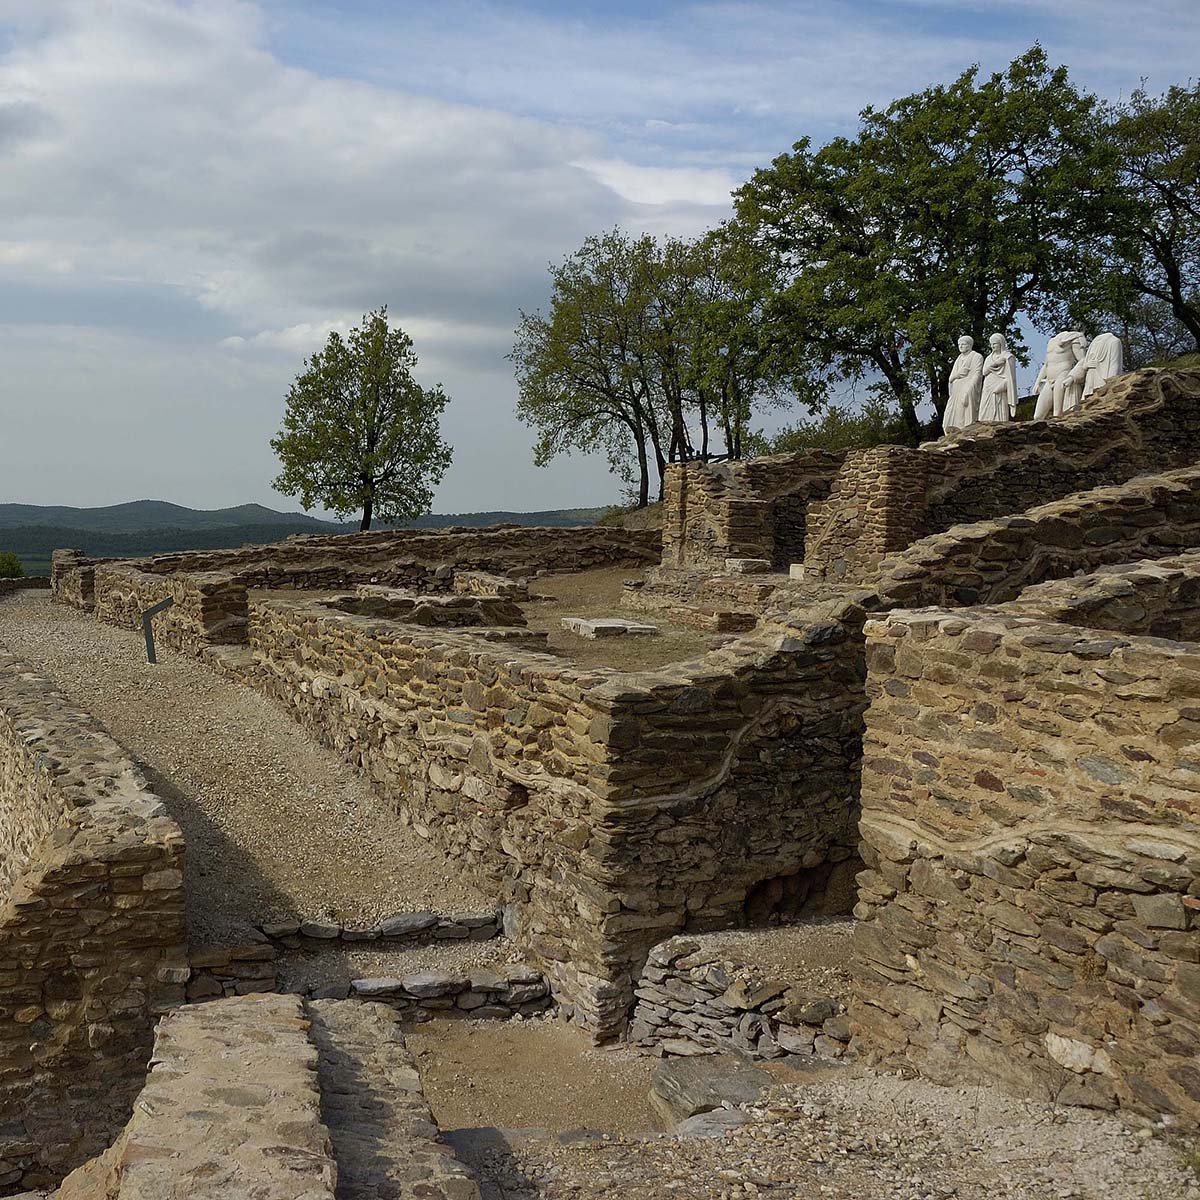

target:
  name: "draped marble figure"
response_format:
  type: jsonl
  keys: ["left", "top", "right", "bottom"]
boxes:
{"left": 978, "top": 333, "right": 1019, "bottom": 423}
{"left": 1033, "top": 331, "right": 1087, "bottom": 419}
{"left": 944, "top": 336, "right": 984, "bottom": 432}
{"left": 1072, "top": 332, "right": 1125, "bottom": 399}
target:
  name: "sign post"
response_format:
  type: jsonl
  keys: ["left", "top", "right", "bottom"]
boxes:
{"left": 141, "top": 596, "right": 174, "bottom": 664}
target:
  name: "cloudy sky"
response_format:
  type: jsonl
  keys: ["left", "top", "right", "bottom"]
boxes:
{"left": 1, "top": 1, "right": 1198, "bottom": 516}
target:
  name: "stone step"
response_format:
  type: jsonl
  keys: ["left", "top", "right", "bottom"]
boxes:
{"left": 307, "top": 998, "right": 481, "bottom": 1200}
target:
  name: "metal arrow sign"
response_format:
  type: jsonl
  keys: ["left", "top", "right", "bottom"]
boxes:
{"left": 141, "top": 596, "right": 174, "bottom": 664}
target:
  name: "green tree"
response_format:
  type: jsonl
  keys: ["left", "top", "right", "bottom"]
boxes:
{"left": 0, "top": 551, "right": 23, "bottom": 579}
{"left": 750, "top": 397, "right": 910, "bottom": 456}
{"left": 733, "top": 46, "right": 1115, "bottom": 440}
{"left": 272, "top": 308, "right": 452, "bottom": 531}
{"left": 512, "top": 230, "right": 667, "bottom": 508}
{"left": 1089, "top": 85, "right": 1200, "bottom": 354}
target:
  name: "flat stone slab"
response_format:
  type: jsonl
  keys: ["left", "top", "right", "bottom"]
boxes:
{"left": 724, "top": 558, "right": 773, "bottom": 575}
{"left": 649, "top": 1053, "right": 773, "bottom": 1128}
{"left": 560, "top": 617, "right": 660, "bottom": 639}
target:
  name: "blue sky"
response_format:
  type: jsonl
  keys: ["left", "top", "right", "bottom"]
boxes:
{"left": 1, "top": 0, "right": 1198, "bottom": 514}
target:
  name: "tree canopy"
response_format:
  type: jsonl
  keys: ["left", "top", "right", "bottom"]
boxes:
{"left": 272, "top": 308, "right": 452, "bottom": 531}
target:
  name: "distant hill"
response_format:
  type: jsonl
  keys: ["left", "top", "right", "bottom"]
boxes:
{"left": 0, "top": 500, "right": 612, "bottom": 575}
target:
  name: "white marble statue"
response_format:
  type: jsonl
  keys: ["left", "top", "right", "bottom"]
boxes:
{"left": 1033, "top": 331, "right": 1087, "bottom": 419}
{"left": 944, "top": 335, "right": 984, "bottom": 433}
{"left": 978, "top": 333, "right": 1019, "bottom": 423}
{"left": 1071, "top": 332, "right": 1126, "bottom": 400}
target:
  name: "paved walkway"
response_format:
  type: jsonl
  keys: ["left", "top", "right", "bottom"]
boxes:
{"left": 0, "top": 590, "right": 487, "bottom": 946}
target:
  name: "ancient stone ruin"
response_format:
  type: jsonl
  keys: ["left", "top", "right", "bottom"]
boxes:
{"left": 1, "top": 363, "right": 1198, "bottom": 1194}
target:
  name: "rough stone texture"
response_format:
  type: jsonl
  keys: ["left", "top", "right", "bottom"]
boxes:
{"left": 0, "top": 651, "right": 187, "bottom": 1191}
{"left": 52, "top": 994, "right": 337, "bottom": 1200}
{"left": 93, "top": 564, "right": 249, "bottom": 652}
{"left": 307, "top": 998, "right": 481, "bottom": 1200}
{"left": 806, "top": 365, "right": 1200, "bottom": 582}
{"left": 0, "top": 579, "right": 49, "bottom": 598}
{"left": 50, "top": 550, "right": 110, "bottom": 612}
{"left": 865, "top": 464, "right": 1200, "bottom": 612}
{"left": 346, "top": 963, "right": 552, "bottom": 1020}
{"left": 628, "top": 935, "right": 850, "bottom": 1062}
{"left": 852, "top": 599, "right": 1200, "bottom": 1123}
{"left": 560, "top": 616, "right": 659, "bottom": 638}
{"left": 662, "top": 449, "right": 846, "bottom": 572}
{"left": 186, "top": 940, "right": 277, "bottom": 1003}
{"left": 258, "top": 908, "right": 503, "bottom": 949}
{"left": 647, "top": 1053, "right": 773, "bottom": 1128}
{"left": 245, "top": 593, "right": 866, "bottom": 1040}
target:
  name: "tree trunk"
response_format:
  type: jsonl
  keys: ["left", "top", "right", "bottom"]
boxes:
{"left": 633, "top": 429, "right": 650, "bottom": 509}
{"left": 360, "top": 494, "right": 373, "bottom": 531}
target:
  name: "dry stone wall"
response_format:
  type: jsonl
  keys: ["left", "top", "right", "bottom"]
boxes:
{"left": 245, "top": 593, "right": 866, "bottom": 1040}
{"left": 662, "top": 450, "right": 845, "bottom": 571}
{"left": 852, "top": 605, "right": 1200, "bottom": 1122}
{"left": 805, "top": 365, "right": 1200, "bottom": 583}
{"left": 866, "top": 464, "right": 1200, "bottom": 612}
{"left": 0, "top": 578, "right": 49, "bottom": 598}
{"left": 629, "top": 934, "right": 851, "bottom": 1061}
{"left": 0, "top": 650, "right": 187, "bottom": 1191}
{"left": 50, "top": 550, "right": 109, "bottom": 611}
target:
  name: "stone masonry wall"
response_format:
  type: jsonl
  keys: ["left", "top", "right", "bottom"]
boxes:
{"left": 805, "top": 365, "right": 1200, "bottom": 583}
{"left": 246, "top": 593, "right": 867, "bottom": 1040}
{"left": 662, "top": 450, "right": 846, "bottom": 571}
{"left": 127, "top": 525, "right": 660, "bottom": 588}
{"left": 0, "top": 650, "right": 187, "bottom": 1192}
{"left": 51, "top": 550, "right": 110, "bottom": 612}
{"left": 852, "top": 605, "right": 1200, "bottom": 1123}
{"left": 92, "top": 564, "right": 249, "bottom": 651}
{"left": 866, "top": 464, "right": 1200, "bottom": 612}
{"left": 0, "top": 578, "right": 49, "bottom": 598}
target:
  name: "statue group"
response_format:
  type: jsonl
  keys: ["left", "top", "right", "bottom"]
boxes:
{"left": 944, "top": 330, "right": 1125, "bottom": 434}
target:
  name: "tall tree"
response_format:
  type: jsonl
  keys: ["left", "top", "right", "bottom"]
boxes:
{"left": 512, "top": 231, "right": 667, "bottom": 508}
{"left": 272, "top": 307, "right": 452, "bottom": 531}
{"left": 733, "top": 46, "right": 1115, "bottom": 439}
{"left": 1089, "top": 85, "right": 1200, "bottom": 354}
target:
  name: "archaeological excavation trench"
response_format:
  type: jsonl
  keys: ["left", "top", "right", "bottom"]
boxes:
{"left": 1, "top": 365, "right": 1199, "bottom": 1197}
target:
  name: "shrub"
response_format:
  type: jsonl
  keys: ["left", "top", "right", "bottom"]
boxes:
{"left": 0, "top": 552, "right": 24, "bottom": 579}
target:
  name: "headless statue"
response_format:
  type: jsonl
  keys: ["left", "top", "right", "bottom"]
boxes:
{"left": 1071, "top": 332, "right": 1126, "bottom": 400}
{"left": 1033, "top": 331, "right": 1087, "bottom": 419}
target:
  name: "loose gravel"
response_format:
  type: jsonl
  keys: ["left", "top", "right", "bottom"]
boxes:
{"left": 0, "top": 591, "right": 490, "bottom": 945}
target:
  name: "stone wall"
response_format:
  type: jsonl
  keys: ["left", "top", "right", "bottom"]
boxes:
{"left": 629, "top": 933, "right": 851, "bottom": 1061}
{"left": 805, "top": 365, "right": 1200, "bottom": 583}
{"left": 93, "top": 564, "right": 249, "bottom": 651}
{"left": 127, "top": 524, "right": 660, "bottom": 589}
{"left": 50, "top": 550, "right": 109, "bottom": 611}
{"left": 852, "top": 604, "right": 1200, "bottom": 1122}
{"left": 245, "top": 593, "right": 866, "bottom": 1040}
{"left": 662, "top": 450, "right": 846, "bottom": 571}
{"left": 0, "top": 577, "right": 49, "bottom": 598}
{"left": 866, "top": 464, "right": 1200, "bottom": 612}
{"left": 0, "top": 651, "right": 187, "bottom": 1191}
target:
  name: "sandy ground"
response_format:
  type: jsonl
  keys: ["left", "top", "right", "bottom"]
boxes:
{"left": 522, "top": 567, "right": 717, "bottom": 671}
{"left": 0, "top": 590, "right": 489, "bottom": 945}
{"left": 697, "top": 917, "right": 856, "bottom": 996}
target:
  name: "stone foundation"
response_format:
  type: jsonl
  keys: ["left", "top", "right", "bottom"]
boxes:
{"left": 0, "top": 651, "right": 187, "bottom": 1191}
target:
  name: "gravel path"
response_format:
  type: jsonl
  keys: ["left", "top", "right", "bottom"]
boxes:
{"left": 0, "top": 591, "right": 489, "bottom": 945}
{"left": 460, "top": 1067, "right": 1200, "bottom": 1200}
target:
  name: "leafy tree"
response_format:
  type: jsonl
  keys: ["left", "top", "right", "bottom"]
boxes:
{"left": 272, "top": 308, "right": 452, "bottom": 531}
{"left": 512, "top": 231, "right": 667, "bottom": 508}
{"left": 1086, "top": 85, "right": 1200, "bottom": 353}
{"left": 0, "top": 551, "right": 23, "bottom": 579}
{"left": 750, "top": 397, "right": 910, "bottom": 456}
{"left": 733, "top": 46, "right": 1115, "bottom": 440}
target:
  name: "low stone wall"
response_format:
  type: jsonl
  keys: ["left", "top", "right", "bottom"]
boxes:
{"left": 1002, "top": 549, "right": 1200, "bottom": 641}
{"left": 805, "top": 365, "right": 1200, "bottom": 583}
{"left": 128, "top": 524, "right": 661, "bottom": 589}
{"left": 852, "top": 606, "right": 1200, "bottom": 1123}
{"left": 246, "top": 593, "right": 866, "bottom": 1040}
{"left": 258, "top": 907, "right": 503, "bottom": 946}
{"left": 867, "top": 464, "right": 1200, "bottom": 611}
{"left": 662, "top": 450, "right": 846, "bottom": 571}
{"left": 92, "top": 564, "right": 249, "bottom": 650}
{"left": 186, "top": 940, "right": 277, "bottom": 1002}
{"left": 50, "top": 550, "right": 110, "bottom": 611}
{"left": 629, "top": 933, "right": 851, "bottom": 1061}
{"left": 53, "top": 994, "right": 338, "bottom": 1200}
{"left": 348, "top": 963, "right": 552, "bottom": 1019}
{"left": 0, "top": 577, "right": 49, "bottom": 598}
{"left": 0, "top": 651, "right": 187, "bottom": 1191}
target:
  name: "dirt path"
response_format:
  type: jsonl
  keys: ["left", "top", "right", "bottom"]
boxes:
{"left": 0, "top": 590, "right": 489, "bottom": 945}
